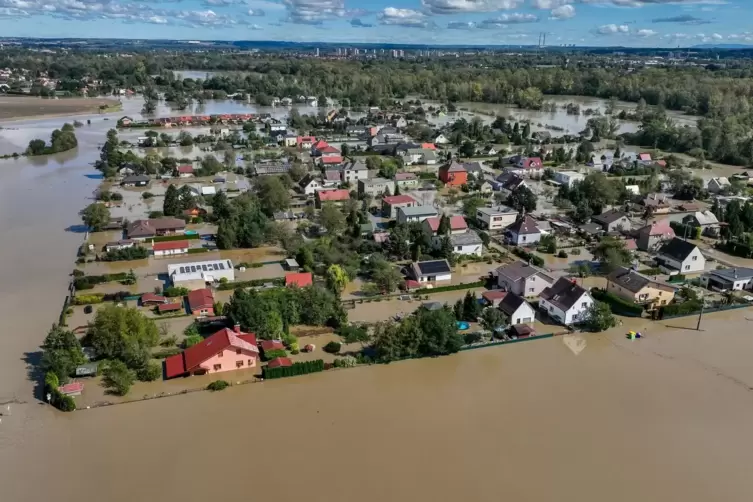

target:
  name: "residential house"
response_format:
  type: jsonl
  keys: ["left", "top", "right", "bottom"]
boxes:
{"left": 403, "top": 148, "right": 438, "bottom": 166}
{"left": 463, "top": 161, "right": 485, "bottom": 179}
{"left": 476, "top": 206, "right": 518, "bottom": 231}
{"left": 553, "top": 170, "right": 584, "bottom": 187}
{"left": 176, "top": 165, "right": 194, "bottom": 178}
{"left": 505, "top": 157, "right": 543, "bottom": 176}
{"left": 478, "top": 181, "right": 493, "bottom": 194}
{"left": 187, "top": 288, "right": 215, "bottom": 317}
{"left": 316, "top": 189, "right": 350, "bottom": 208}
{"left": 532, "top": 131, "right": 552, "bottom": 143}
{"left": 395, "top": 172, "right": 419, "bottom": 189}
{"left": 638, "top": 152, "right": 653, "bottom": 164}
{"left": 297, "top": 136, "right": 316, "bottom": 149}
{"left": 126, "top": 218, "right": 186, "bottom": 240}
{"left": 382, "top": 194, "right": 418, "bottom": 218}
{"left": 506, "top": 214, "right": 541, "bottom": 246}
{"left": 140, "top": 293, "right": 168, "bottom": 306}
{"left": 498, "top": 293, "right": 536, "bottom": 325}
{"left": 439, "top": 161, "right": 468, "bottom": 187}
{"left": 323, "top": 170, "right": 342, "bottom": 187}
{"left": 164, "top": 325, "right": 259, "bottom": 379}
{"left": 121, "top": 174, "right": 150, "bottom": 187}
{"left": 168, "top": 259, "right": 235, "bottom": 289}
{"left": 495, "top": 261, "right": 554, "bottom": 297}
{"left": 286, "top": 272, "right": 313, "bottom": 288}
{"left": 708, "top": 177, "right": 732, "bottom": 194}
{"left": 656, "top": 238, "right": 706, "bottom": 274}
{"left": 346, "top": 125, "right": 367, "bottom": 137}
{"left": 409, "top": 259, "right": 452, "bottom": 284}
{"left": 642, "top": 193, "right": 671, "bottom": 214}
{"left": 682, "top": 211, "right": 721, "bottom": 237}
{"left": 396, "top": 205, "right": 439, "bottom": 225}
{"left": 700, "top": 267, "right": 753, "bottom": 292}
{"left": 359, "top": 178, "right": 395, "bottom": 198}
{"left": 423, "top": 215, "right": 468, "bottom": 236}
{"left": 189, "top": 185, "right": 216, "bottom": 197}
{"left": 495, "top": 172, "right": 528, "bottom": 194}
{"left": 152, "top": 240, "right": 190, "bottom": 257}
{"left": 317, "top": 145, "right": 343, "bottom": 166}
{"left": 342, "top": 160, "right": 369, "bottom": 184}
{"left": 637, "top": 220, "right": 676, "bottom": 252}
{"left": 539, "top": 278, "right": 594, "bottom": 325}
{"left": 482, "top": 290, "right": 508, "bottom": 307}
{"left": 284, "top": 134, "right": 298, "bottom": 147}
{"left": 299, "top": 175, "right": 324, "bottom": 196}
{"left": 105, "top": 239, "right": 136, "bottom": 252}
{"left": 606, "top": 267, "right": 676, "bottom": 311}
{"left": 434, "top": 134, "right": 450, "bottom": 145}
{"left": 480, "top": 145, "right": 497, "bottom": 156}
{"left": 448, "top": 231, "right": 484, "bottom": 256}
{"left": 592, "top": 209, "right": 632, "bottom": 233}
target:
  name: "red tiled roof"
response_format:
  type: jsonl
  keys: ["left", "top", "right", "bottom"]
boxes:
{"left": 165, "top": 326, "right": 259, "bottom": 379}
{"left": 260, "top": 340, "right": 285, "bottom": 352}
{"left": 317, "top": 189, "right": 350, "bottom": 201}
{"left": 177, "top": 165, "right": 193, "bottom": 173}
{"left": 158, "top": 302, "right": 183, "bottom": 312}
{"left": 394, "top": 172, "right": 417, "bottom": 181}
{"left": 312, "top": 140, "right": 329, "bottom": 150}
{"left": 141, "top": 293, "right": 167, "bottom": 304}
{"left": 187, "top": 288, "right": 214, "bottom": 312}
{"left": 285, "top": 272, "right": 313, "bottom": 288}
{"left": 152, "top": 240, "right": 190, "bottom": 252}
{"left": 319, "top": 145, "right": 340, "bottom": 154}
{"left": 267, "top": 357, "right": 293, "bottom": 368}
{"left": 482, "top": 290, "right": 508, "bottom": 302}
{"left": 624, "top": 238, "right": 638, "bottom": 251}
{"left": 404, "top": 279, "right": 421, "bottom": 290}
{"left": 522, "top": 157, "right": 542, "bottom": 169}
{"left": 58, "top": 382, "right": 84, "bottom": 395}
{"left": 424, "top": 215, "right": 468, "bottom": 232}
{"left": 321, "top": 156, "right": 344, "bottom": 164}
{"left": 421, "top": 143, "right": 437, "bottom": 150}
{"left": 383, "top": 194, "right": 416, "bottom": 205}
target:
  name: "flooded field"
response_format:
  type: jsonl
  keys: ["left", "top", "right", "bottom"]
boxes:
{"left": 0, "top": 96, "right": 118, "bottom": 120}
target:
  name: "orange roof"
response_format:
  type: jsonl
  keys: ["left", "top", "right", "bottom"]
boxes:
{"left": 421, "top": 143, "right": 437, "bottom": 150}
{"left": 317, "top": 189, "right": 350, "bottom": 201}
{"left": 285, "top": 272, "right": 313, "bottom": 288}
{"left": 152, "top": 240, "right": 190, "bottom": 252}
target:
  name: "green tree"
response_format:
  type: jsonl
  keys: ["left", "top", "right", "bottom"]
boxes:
{"left": 40, "top": 324, "right": 86, "bottom": 383}
{"left": 320, "top": 203, "right": 346, "bottom": 234}
{"left": 459, "top": 141, "right": 476, "bottom": 158}
{"left": 163, "top": 184, "right": 181, "bottom": 216}
{"left": 256, "top": 176, "right": 290, "bottom": 216}
{"left": 506, "top": 186, "right": 537, "bottom": 213}
{"left": 461, "top": 291, "right": 481, "bottom": 321}
{"left": 480, "top": 307, "right": 507, "bottom": 335}
{"left": 80, "top": 203, "right": 110, "bottom": 231}
{"left": 326, "top": 264, "right": 349, "bottom": 296}
{"left": 211, "top": 191, "right": 232, "bottom": 221}
{"left": 593, "top": 237, "right": 632, "bottom": 273}
{"left": 584, "top": 301, "right": 616, "bottom": 332}
{"left": 437, "top": 214, "right": 451, "bottom": 236}
{"left": 87, "top": 305, "right": 159, "bottom": 369}
{"left": 102, "top": 360, "right": 135, "bottom": 396}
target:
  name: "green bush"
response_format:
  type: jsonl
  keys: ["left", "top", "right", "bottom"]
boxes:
{"left": 263, "top": 348, "right": 287, "bottom": 360}
{"left": 557, "top": 250, "right": 568, "bottom": 258}
{"left": 333, "top": 355, "right": 357, "bottom": 368}
{"left": 103, "top": 247, "right": 149, "bottom": 262}
{"left": 153, "top": 348, "right": 182, "bottom": 359}
{"left": 183, "top": 334, "right": 203, "bottom": 348}
{"left": 142, "top": 192, "right": 155, "bottom": 200}
{"left": 661, "top": 300, "right": 703, "bottom": 318}
{"left": 323, "top": 341, "right": 341, "bottom": 354}
{"left": 464, "top": 332, "right": 483, "bottom": 344}
{"left": 74, "top": 272, "right": 130, "bottom": 290}
{"left": 57, "top": 394, "right": 77, "bottom": 412}
{"left": 136, "top": 361, "right": 162, "bottom": 381}
{"left": 511, "top": 247, "right": 545, "bottom": 267}
{"left": 415, "top": 281, "right": 484, "bottom": 294}
{"left": 263, "top": 359, "right": 325, "bottom": 379}
{"left": 150, "top": 233, "right": 200, "bottom": 243}
{"left": 207, "top": 380, "right": 230, "bottom": 391}
{"left": 187, "top": 248, "right": 209, "bottom": 254}
{"left": 72, "top": 294, "right": 105, "bottom": 305}
{"left": 591, "top": 289, "right": 644, "bottom": 317}
{"left": 102, "top": 360, "right": 135, "bottom": 396}
{"left": 163, "top": 286, "right": 189, "bottom": 298}
{"left": 216, "top": 277, "right": 285, "bottom": 290}
{"left": 639, "top": 268, "right": 662, "bottom": 276}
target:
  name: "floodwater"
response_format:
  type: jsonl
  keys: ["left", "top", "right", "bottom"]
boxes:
{"left": 1, "top": 94, "right": 753, "bottom": 502}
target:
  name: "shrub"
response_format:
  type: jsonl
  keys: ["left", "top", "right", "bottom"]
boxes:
{"left": 103, "top": 247, "right": 149, "bottom": 262}
{"left": 72, "top": 294, "right": 105, "bottom": 305}
{"left": 102, "top": 360, "right": 135, "bottom": 396}
{"left": 591, "top": 289, "right": 643, "bottom": 317}
{"left": 183, "top": 334, "right": 203, "bottom": 348}
{"left": 661, "top": 300, "right": 703, "bottom": 318}
{"left": 148, "top": 211, "right": 164, "bottom": 219}
{"left": 142, "top": 192, "right": 155, "bottom": 200}
{"left": 333, "top": 355, "right": 357, "bottom": 368}
{"left": 511, "top": 247, "right": 545, "bottom": 267}
{"left": 57, "top": 395, "right": 76, "bottom": 412}
{"left": 164, "top": 286, "right": 189, "bottom": 297}
{"left": 323, "top": 341, "right": 341, "bottom": 354}
{"left": 136, "top": 361, "right": 162, "bottom": 382}
{"left": 557, "top": 250, "right": 568, "bottom": 258}
{"left": 187, "top": 248, "right": 209, "bottom": 254}
{"left": 207, "top": 380, "right": 230, "bottom": 391}
{"left": 291, "top": 349, "right": 300, "bottom": 355}
{"left": 639, "top": 267, "right": 662, "bottom": 276}
{"left": 263, "top": 359, "right": 325, "bottom": 379}
{"left": 153, "top": 348, "right": 182, "bottom": 359}
{"left": 415, "top": 280, "right": 484, "bottom": 294}
{"left": 150, "top": 233, "right": 200, "bottom": 243}
{"left": 463, "top": 332, "right": 483, "bottom": 345}
{"left": 160, "top": 335, "right": 179, "bottom": 347}
{"left": 219, "top": 277, "right": 229, "bottom": 284}
{"left": 263, "top": 348, "right": 287, "bottom": 360}
{"left": 72, "top": 269, "right": 85, "bottom": 277}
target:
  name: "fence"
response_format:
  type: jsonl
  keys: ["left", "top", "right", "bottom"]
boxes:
{"left": 460, "top": 333, "right": 555, "bottom": 351}
{"left": 660, "top": 302, "right": 752, "bottom": 320}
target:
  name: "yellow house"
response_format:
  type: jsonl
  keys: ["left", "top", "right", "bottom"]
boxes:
{"left": 606, "top": 267, "right": 676, "bottom": 311}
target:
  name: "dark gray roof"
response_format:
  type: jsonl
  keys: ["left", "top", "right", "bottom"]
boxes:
{"left": 343, "top": 160, "right": 367, "bottom": 171}
{"left": 450, "top": 231, "right": 483, "bottom": 247}
{"left": 540, "top": 278, "right": 589, "bottom": 311}
{"left": 607, "top": 267, "right": 652, "bottom": 294}
{"left": 659, "top": 238, "right": 698, "bottom": 262}
{"left": 463, "top": 162, "right": 484, "bottom": 174}
{"left": 708, "top": 267, "right": 753, "bottom": 282}
{"left": 592, "top": 209, "right": 629, "bottom": 226}
{"left": 498, "top": 293, "right": 528, "bottom": 316}
{"left": 497, "top": 261, "right": 550, "bottom": 283}
{"left": 122, "top": 174, "right": 150, "bottom": 184}
{"left": 507, "top": 215, "right": 540, "bottom": 235}
{"left": 414, "top": 259, "right": 451, "bottom": 276}
{"left": 579, "top": 223, "right": 604, "bottom": 235}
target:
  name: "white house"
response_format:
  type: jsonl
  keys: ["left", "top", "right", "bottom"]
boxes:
{"left": 168, "top": 259, "right": 235, "bottom": 289}
{"left": 434, "top": 134, "right": 450, "bottom": 145}
{"left": 410, "top": 259, "right": 452, "bottom": 284}
{"left": 506, "top": 214, "right": 541, "bottom": 246}
{"left": 539, "top": 278, "right": 594, "bottom": 325}
{"left": 700, "top": 267, "right": 753, "bottom": 292}
{"left": 397, "top": 205, "right": 438, "bottom": 225}
{"left": 300, "top": 175, "right": 323, "bottom": 196}
{"left": 656, "top": 238, "right": 706, "bottom": 274}
{"left": 498, "top": 293, "right": 536, "bottom": 325}
{"left": 152, "top": 240, "right": 190, "bottom": 257}
{"left": 342, "top": 160, "right": 369, "bottom": 184}
{"left": 189, "top": 185, "right": 216, "bottom": 197}
{"left": 449, "top": 231, "right": 483, "bottom": 256}
{"left": 554, "top": 170, "right": 585, "bottom": 187}
{"left": 476, "top": 206, "right": 519, "bottom": 231}
{"left": 707, "top": 177, "right": 732, "bottom": 194}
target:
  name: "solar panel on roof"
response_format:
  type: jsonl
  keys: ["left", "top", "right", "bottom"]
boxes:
{"left": 179, "top": 267, "right": 185, "bottom": 274}
{"left": 213, "top": 264, "right": 219, "bottom": 270}
{"left": 418, "top": 260, "right": 451, "bottom": 275}
{"left": 191, "top": 266, "right": 197, "bottom": 272}
{"left": 219, "top": 263, "right": 225, "bottom": 270}
{"left": 202, "top": 265, "right": 208, "bottom": 271}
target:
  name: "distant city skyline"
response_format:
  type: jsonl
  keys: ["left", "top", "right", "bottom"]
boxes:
{"left": 0, "top": 0, "right": 748, "bottom": 48}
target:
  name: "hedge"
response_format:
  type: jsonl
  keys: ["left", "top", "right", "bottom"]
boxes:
{"left": 45, "top": 372, "right": 76, "bottom": 412}
{"left": 150, "top": 233, "right": 201, "bottom": 243}
{"left": 638, "top": 268, "right": 662, "bottom": 276}
{"left": 660, "top": 300, "right": 703, "bottom": 318}
{"left": 511, "top": 247, "right": 545, "bottom": 267}
{"left": 715, "top": 240, "right": 753, "bottom": 259}
{"left": 669, "top": 221, "right": 702, "bottom": 240}
{"left": 416, "top": 280, "right": 484, "bottom": 294}
{"left": 263, "top": 359, "right": 325, "bottom": 379}
{"left": 187, "top": 248, "right": 209, "bottom": 254}
{"left": 72, "top": 293, "right": 105, "bottom": 305}
{"left": 74, "top": 272, "right": 129, "bottom": 290}
{"left": 263, "top": 349, "right": 287, "bottom": 360}
{"left": 102, "top": 247, "right": 149, "bottom": 262}
{"left": 591, "top": 289, "right": 644, "bottom": 317}
{"left": 217, "top": 277, "right": 285, "bottom": 291}
{"left": 207, "top": 380, "right": 229, "bottom": 391}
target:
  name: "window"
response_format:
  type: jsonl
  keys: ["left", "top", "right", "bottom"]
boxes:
{"left": 522, "top": 236, "right": 527, "bottom": 242}
{"left": 248, "top": 359, "right": 253, "bottom": 366}
{"left": 219, "top": 263, "right": 225, "bottom": 270}
{"left": 692, "top": 256, "right": 697, "bottom": 261}
{"left": 190, "top": 266, "right": 197, "bottom": 273}
{"left": 236, "top": 349, "right": 242, "bottom": 354}
{"left": 529, "top": 288, "right": 534, "bottom": 293}
{"left": 201, "top": 265, "right": 208, "bottom": 271}
{"left": 236, "top": 361, "right": 244, "bottom": 368}
{"left": 684, "top": 265, "right": 690, "bottom": 270}
{"left": 217, "top": 352, "right": 223, "bottom": 358}
{"left": 581, "top": 302, "right": 588, "bottom": 308}
{"left": 179, "top": 267, "right": 185, "bottom": 274}
{"left": 213, "top": 364, "right": 221, "bottom": 371}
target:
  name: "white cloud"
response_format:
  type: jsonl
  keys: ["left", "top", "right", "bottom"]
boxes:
{"left": 147, "top": 15, "right": 167, "bottom": 23}
{"left": 597, "top": 23, "right": 629, "bottom": 34}
{"left": 378, "top": 7, "right": 429, "bottom": 27}
{"left": 421, "top": 0, "right": 522, "bottom": 14}
{"left": 531, "top": 0, "right": 568, "bottom": 7}
{"left": 550, "top": 4, "right": 575, "bottom": 18}
{"left": 478, "top": 12, "right": 539, "bottom": 27}
{"left": 282, "top": 0, "right": 344, "bottom": 24}
{"left": 246, "top": 8, "right": 264, "bottom": 15}
{"left": 635, "top": 28, "right": 657, "bottom": 37}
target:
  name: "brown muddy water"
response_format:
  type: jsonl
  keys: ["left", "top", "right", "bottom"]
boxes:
{"left": 2, "top": 102, "right": 753, "bottom": 502}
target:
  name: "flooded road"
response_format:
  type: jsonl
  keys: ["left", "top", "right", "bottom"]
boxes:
{"left": 0, "top": 95, "right": 750, "bottom": 502}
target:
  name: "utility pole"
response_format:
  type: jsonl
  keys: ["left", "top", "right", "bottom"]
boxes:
{"left": 696, "top": 291, "right": 705, "bottom": 331}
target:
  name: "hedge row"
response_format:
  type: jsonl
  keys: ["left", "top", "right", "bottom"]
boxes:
{"left": 669, "top": 221, "right": 702, "bottom": 240}
{"left": 151, "top": 234, "right": 201, "bottom": 243}
{"left": 74, "top": 272, "right": 129, "bottom": 290}
{"left": 511, "top": 247, "right": 545, "bottom": 267}
{"left": 217, "top": 277, "right": 285, "bottom": 291}
{"left": 660, "top": 300, "right": 703, "bottom": 318}
{"left": 263, "top": 359, "right": 325, "bottom": 379}
{"left": 187, "top": 248, "right": 209, "bottom": 254}
{"left": 45, "top": 372, "right": 76, "bottom": 412}
{"left": 415, "top": 280, "right": 485, "bottom": 294}
{"left": 591, "top": 289, "right": 643, "bottom": 317}
{"left": 638, "top": 268, "right": 662, "bottom": 276}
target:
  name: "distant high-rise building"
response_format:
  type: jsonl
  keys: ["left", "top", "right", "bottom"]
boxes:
{"left": 315, "top": 48, "right": 320, "bottom": 57}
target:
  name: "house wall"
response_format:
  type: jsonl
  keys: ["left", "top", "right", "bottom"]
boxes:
{"left": 607, "top": 282, "right": 674, "bottom": 309}
{"left": 303, "top": 182, "right": 322, "bottom": 196}
{"left": 606, "top": 217, "right": 631, "bottom": 232}
{"left": 154, "top": 247, "right": 189, "bottom": 257}
{"left": 508, "top": 303, "right": 536, "bottom": 325}
{"left": 523, "top": 275, "right": 551, "bottom": 298}
{"left": 660, "top": 248, "right": 705, "bottom": 273}
{"left": 701, "top": 275, "right": 753, "bottom": 291}
{"left": 454, "top": 243, "right": 482, "bottom": 256}
{"left": 343, "top": 170, "right": 369, "bottom": 184}
{"left": 383, "top": 200, "right": 416, "bottom": 219}
{"left": 509, "top": 231, "right": 541, "bottom": 246}
{"left": 359, "top": 180, "right": 395, "bottom": 197}
{"left": 417, "top": 272, "right": 452, "bottom": 283}
{"left": 440, "top": 170, "right": 467, "bottom": 187}
{"left": 540, "top": 293, "right": 593, "bottom": 325}
{"left": 396, "top": 179, "right": 419, "bottom": 189}
{"left": 497, "top": 276, "right": 524, "bottom": 296}
{"left": 477, "top": 211, "right": 517, "bottom": 231}
{"left": 397, "top": 212, "right": 437, "bottom": 225}
{"left": 193, "top": 348, "right": 258, "bottom": 376}
{"left": 191, "top": 305, "right": 215, "bottom": 317}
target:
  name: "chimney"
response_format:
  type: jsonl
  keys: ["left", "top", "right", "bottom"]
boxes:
{"left": 234, "top": 324, "right": 241, "bottom": 334}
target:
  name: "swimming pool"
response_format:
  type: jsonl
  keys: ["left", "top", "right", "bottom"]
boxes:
{"left": 456, "top": 321, "right": 470, "bottom": 330}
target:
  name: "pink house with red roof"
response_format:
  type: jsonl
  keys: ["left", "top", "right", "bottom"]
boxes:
{"left": 637, "top": 220, "right": 676, "bottom": 252}
{"left": 164, "top": 325, "right": 259, "bottom": 379}
{"left": 297, "top": 136, "right": 316, "bottom": 149}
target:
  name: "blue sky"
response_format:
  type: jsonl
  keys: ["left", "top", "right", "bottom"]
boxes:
{"left": 0, "top": 0, "right": 747, "bottom": 47}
